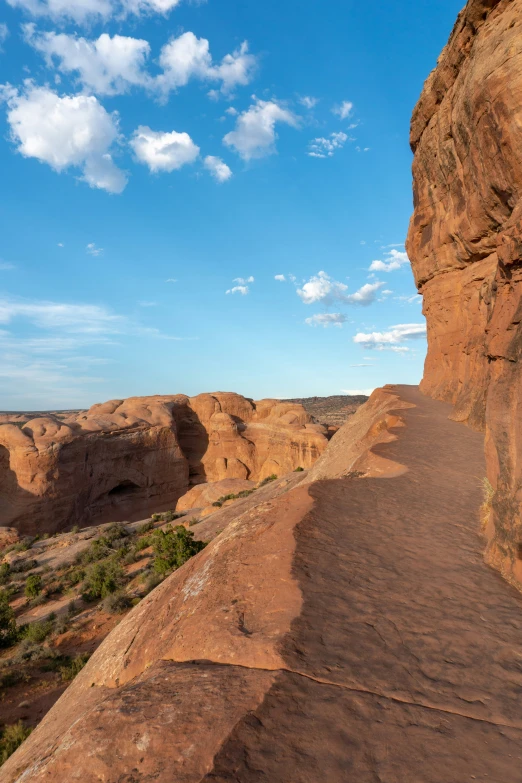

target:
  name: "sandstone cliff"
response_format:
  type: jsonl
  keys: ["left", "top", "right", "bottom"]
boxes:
{"left": 0, "top": 394, "right": 327, "bottom": 535}
{"left": 407, "top": 0, "right": 522, "bottom": 586}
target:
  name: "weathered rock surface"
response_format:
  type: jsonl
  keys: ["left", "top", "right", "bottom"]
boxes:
{"left": 0, "top": 393, "right": 327, "bottom": 535}
{"left": 3, "top": 386, "right": 522, "bottom": 782}
{"left": 407, "top": 0, "right": 522, "bottom": 585}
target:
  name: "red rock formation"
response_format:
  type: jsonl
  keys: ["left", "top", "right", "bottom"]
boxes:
{"left": 0, "top": 393, "right": 327, "bottom": 535}
{"left": 407, "top": 0, "right": 522, "bottom": 585}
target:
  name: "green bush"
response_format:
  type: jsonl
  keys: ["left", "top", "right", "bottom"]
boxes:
{"left": 102, "top": 591, "right": 132, "bottom": 614}
{"left": 24, "top": 574, "right": 42, "bottom": 599}
{"left": 134, "top": 537, "right": 151, "bottom": 552}
{"left": 0, "top": 563, "right": 10, "bottom": 586}
{"left": 0, "top": 722, "right": 32, "bottom": 764}
{"left": 82, "top": 559, "right": 126, "bottom": 601}
{"left": 294, "top": 466, "right": 304, "bottom": 472}
{"left": 59, "top": 653, "right": 90, "bottom": 682}
{"left": 237, "top": 489, "right": 254, "bottom": 498}
{"left": 19, "top": 618, "right": 54, "bottom": 644}
{"left": 259, "top": 474, "right": 278, "bottom": 487}
{"left": 0, "top": 591, "right": 17, "bottom": 648}
{"left": 137, "top": 521, "right": 154, "bottom": 535}
{"left": 152, "top": 525, "right": 206, "bottom": 577}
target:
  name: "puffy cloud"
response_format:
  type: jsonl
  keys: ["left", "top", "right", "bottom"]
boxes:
{"left": 369, "top": 249, "right": 409, "bottom": 273}
{"left": 6, "top": 0, "right": 182, "bottom": 22}
{"left": 233, "top": 276, "right": 254, "bottom": 284}
{"left": 225, "top": 106, "right": 238, "bottom": 116}
{"left": 345, "top": 281, "right": 384, "bottom": 306}
{"left": 24, "top": 26, "right": 151, "bottom": 96}
{"left": 204, "top": 155, "right": 232, "bottom": 182}
{"left": 341, "top": 388, "right": 374, "bottom": 396}
{"left": 274, "top": 274, "right": 286, "bottom": 281}
{"left": 297, "top": 271, "right": 348, "bottom": 305}
{"left": 299, "top": 96, "right": 318, "bottom": 109}
{"left": 157, "top": 33, "right": 256, "bottom": 98}
{"left": 223, "top": 98, "right": 299, "bottom": 161}
{"left": 332, "top": 100, "right": 353, "bottom": 120}
{"left": 353, "top": 322, "right": 426, "bottom": 351}
{"left": 130, "top": 126, "right": 199, "bottom": 172}
{"left": 226, "top": 285, "right": 249, "bottom": 295}
{"left": 305, "top": 313, "right": 347, "bottom": 328}
{"left": 86, "top": 242, "right": 103, "bottom": 256}
{"left": 308, "top": 131, "right": 348, "bottom": 158}
{"left": 1, "top": 82, "right": 127, "bottom": 193}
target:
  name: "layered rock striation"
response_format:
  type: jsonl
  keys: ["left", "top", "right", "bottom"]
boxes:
{"left": 407, "top": 0, "right": 522, "bottom": 585}
{"left": 0, "top": 393, "right": 327, "bottom": 535}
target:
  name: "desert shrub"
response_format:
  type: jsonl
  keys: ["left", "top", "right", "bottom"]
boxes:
{"left": 104, "top": 523, "right": 129, "bottom": 543}
{"left": 70, "top": 525, "right": 80, "bottom": 534}
{"left": 102, "top": 591, "right": 132, "bottom": 614}
{"left": 134, "top": 537, "right": 151, "bottom": 552}
{"left": 212, "top": 501, "right": 223, "bottom": 508}
{"left": 82, "top": 559, "right": 126, "bottom": 601}
{"left": 0, "top": 563, "right": 10, "bottom": 586}
{"left": 162, "top": 511, "right": 176, "bottom": 523}
{"left": 237, "top": 489, "right": 254, "bottom": 498}
{"left": 0, "top": 670, "right": 27, "bottom": 689}
{"left": 24, "top": 574, "right": 42, "bottom": 599}
{"left": 137, "top": 521, "right": 155, "bottom": 534}
{"left": 188, "top": 518, "right": 200, "bottom": 527}
{"left": 19, "top": 618, "right": 54, "bottom": 644}
{"left": 59, "top": 653, "right": 90, "bottom": 682}
{"left": 480, "top": 478, "right": 495, "bottom": 532}
{"left": 143, "top": 572, "right": 163, "bottom": 594}
{"left": 11, "top": 559, "right": 38, "bottom": 574}
{"left": 259, "top": 474, "right": 278, "bottom": 487}
{"left": 0, "top": 591, "right": 17, "bottom": 648}
{"left": 0, "top": 722, "right": 32, "bottom": 764}
{"left": 12, "top": 640, "right": 52, "bottom": 663}
{"left": 79, "top": 537, "right": 112, "bottom": 565}
{"left": 294, "top": 466, "right": 304, "bottom": 472}
{"left": 152, "top": 525, "right": 206, "bottom": 577}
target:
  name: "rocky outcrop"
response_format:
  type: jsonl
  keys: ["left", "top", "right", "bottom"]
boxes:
{"left": 0, "top": 394, "right": 328, "bottom": 535}
{"left": 407, "top": 0, "right": 522, "bottom": 586}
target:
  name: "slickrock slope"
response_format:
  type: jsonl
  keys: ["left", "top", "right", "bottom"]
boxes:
{"left": 407, "top": 0, "right": 522, "bottom": 585}
{"left": 0, "top": 393, "right": 327, "bottom": 535}
{"left": 3, "top": 386, "right": 522, "bottom": 782}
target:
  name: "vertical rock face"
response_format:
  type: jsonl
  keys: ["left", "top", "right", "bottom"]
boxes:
{"left": 407, "top": 0, "right": 522, "bottom": 584}
{"left": 0, "top": 393, "right": 328, "bottom": 535}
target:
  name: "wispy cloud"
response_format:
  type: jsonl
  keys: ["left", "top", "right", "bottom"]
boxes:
{"left": 332, "top": 100, "right": 353, "bottom": 120}
{"left": 305, "top": 313, "right": 347, "bottom": 328}
{"left": 299, "top": 96, "right": 318, "bottom": 109}
{"left": 0, "top": 261, "right": 15, "bottom": 270}
{"left": 353, "top": 322, "right": 426, "bottom": 352}
{"left": 86, "top": 242, "right": 103, "bottom": 256}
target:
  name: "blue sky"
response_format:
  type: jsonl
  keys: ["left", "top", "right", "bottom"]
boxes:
{"left": 0, "top": 0, "right": 463, "bottom": 410}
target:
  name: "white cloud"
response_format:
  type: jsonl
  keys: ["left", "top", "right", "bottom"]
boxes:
{"left": 86, "top": 242, "right": 103, "bottom": 256}
{"left": 308, "top": 131, "right": 348, "bottom": 159}
{"left": 369, "top": 249, "right": 409, "bottom": 273}
{"left": 5, "top": 0, "right": 182, "bottom": 23}
{"left": 166, "top": 278, "right": 177, "bottom": 283}
{"left": 130, "top": 126, "right": 199, "bottom": 172}
{"left": 225, "top": 106, "right": 238, "bottom": 116}
{"left": 299, "top": 96, "right": 318, "bottom": 109}
{"left": 395, "top": 293, "right": 422, "bottom": 304}
{"left": 226, "top": 285, "right": 249, "bottom": 295}
{"left": 341, "top": 388, "right": 374, "bottom": 396}
{"left": 353, "top": 322, "right": 426, "bottom": 351}
{"left": 274, "top": 274, "right": 286, "bottom": 282}
{"left": 305, "top": 313, "right": 346, "bottom": 328}
{"left": 57, "top": 242, "right": 64, "bottom": 247}
{"left": 345, "top": 281, "right": 384, "bottom": 306}
{"left": 204, "top": 155, "right": 232, "bottom": 182}
{"left": 223, "top": 98, "right": 299, "bottom": 160}
{"left": 297, "top": 271, "right": 348, "bottom": 305}
{"left": 349, "top": 363, "right": 374, "bottom": 367}
{"left": 233, "top": 276, "right": 254, "bottom": 284}
{"left": 157, "top": 33, "right": 257, "bottom": 98}
{"left": 0, "top": 24, "right": 9, "bottom": 47}
{"left": 333, "top": 100, "right": 353, "bottom": 120}
{"left": 0, "top": 298, "right": 122, "bottom": 333}
{"left": 1, "top": 82, "right": 127, "bottom": 193}
{"left": 25, "top": 26, "right": 151, "bottom": 96}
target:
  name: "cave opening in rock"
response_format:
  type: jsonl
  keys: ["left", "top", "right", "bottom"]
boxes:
{"left": 108, "top": 480, "right": 141, "bottom": 497}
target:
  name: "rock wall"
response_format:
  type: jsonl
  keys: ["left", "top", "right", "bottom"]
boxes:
{"left": 0, "top": 393, "right": 328, "bottom": 535}
{"left": 407, "top": 0, "right": 522, "bottom": 584}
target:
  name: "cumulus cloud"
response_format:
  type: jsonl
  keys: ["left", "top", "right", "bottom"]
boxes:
{"left": 297, "top": 272, "right": 383, "bottom": 307}
{"left": 6, "top": 0, "right": 182, "bottom": 23}
{"left": 130, "top": 126, "right": 199, "bottom": 172}
{"left": 308, "top": 131, "right": 348, "bottom": 159}
{"left": 204, "top": 155, "right": 232, "bottom": 182}
{"left": 369, "top": 249, "right": 409, "bottom": 273}
{"left": 226, "top": 285, "right": 248, "bottom": 295}
{"left": 341, "top": 388, "right": 374, "bottom": 396}
{"left": 86, "top": 242, "right": 103, "bottom": 256}
{"left": 274, "top": 274, "right": 286, "bottom": 281}
{"left": 24, "top": 26, "right": 151, "bottom": 96}
{"left": 353, "top": 322, "right": 426, "bottom": 351}
{"left": 157, "top": 33, "right": 256, "bottom": 98}
{"left": 332, "top": 100, "right": 353, "bottom": 120}
{"left": 305, "top": 313, "right": 347, "bottom": 328}
{"left": 297, "top": 271, "right": 348, "bottom": 305}
{"left": 223, "top": 98, "right": 299, "bottom": 161}
{"left": 1, "top": 82, "right": 127, "bottom": 193}
{"left": 299, "top": 96, "right": 318, "bottom": 109}
{"left": 233, "top": 276, "right": 254, "bottom": 284}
